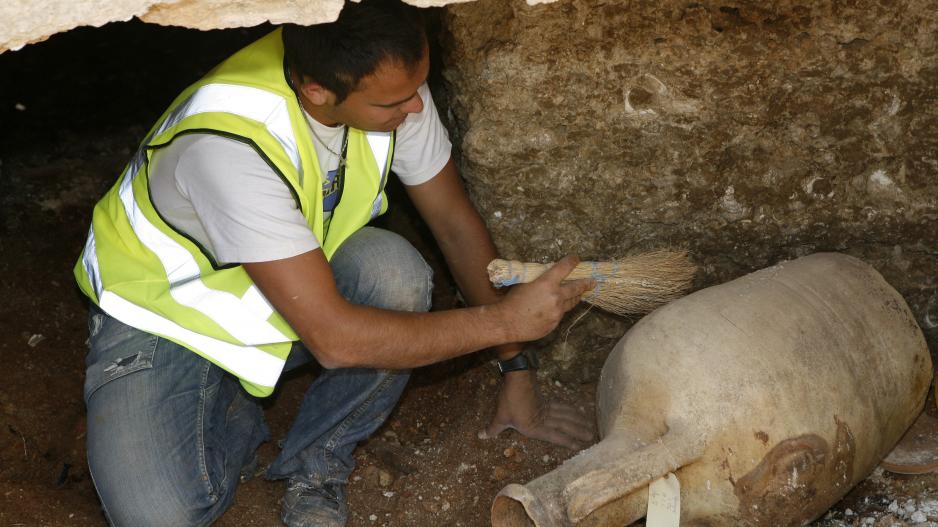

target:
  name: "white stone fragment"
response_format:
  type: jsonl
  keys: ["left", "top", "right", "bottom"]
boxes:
{"left": 920, "top": 499, "right": 938, "bottom": 515}
{"left": 869, "top": 169, "right": 894, "bottom": 188}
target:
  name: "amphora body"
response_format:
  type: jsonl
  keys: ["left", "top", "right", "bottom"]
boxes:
{"left": 494, "top": 253, "right": 933, "bottom": 527}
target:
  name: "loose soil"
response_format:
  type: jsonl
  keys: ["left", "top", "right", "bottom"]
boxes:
{"left": 1, "top": 20, "right": 936, "bottom": 527}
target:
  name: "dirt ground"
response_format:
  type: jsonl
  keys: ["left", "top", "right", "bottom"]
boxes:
{"left": 1, "top": 20, "right": 937, "bottom": 527}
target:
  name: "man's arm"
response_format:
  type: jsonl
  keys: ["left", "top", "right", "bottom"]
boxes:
{"left": 405, "top": 158, "right": 595, "bottom": 449}
{"left": 243, "top": 234, "right": 591, "bottom": 370}
{"left": 402, "top": 159, "right": 519, "bottom": 358}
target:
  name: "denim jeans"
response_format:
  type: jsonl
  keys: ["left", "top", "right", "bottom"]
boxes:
{"left": 84, "top": 227, "right": 432, "bottom": 527}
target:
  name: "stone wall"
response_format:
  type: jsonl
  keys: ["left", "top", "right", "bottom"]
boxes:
{"left": 440, "top": 0, "right": 938, "bottom": 378}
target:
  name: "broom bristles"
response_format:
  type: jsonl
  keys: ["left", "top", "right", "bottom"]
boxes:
{"left": 487, "top": 250, "right": 696, "bottom": 316}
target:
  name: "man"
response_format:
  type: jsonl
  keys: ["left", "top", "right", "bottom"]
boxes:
{"left": 74, "top": 1, "right": 594, "bottom": 525}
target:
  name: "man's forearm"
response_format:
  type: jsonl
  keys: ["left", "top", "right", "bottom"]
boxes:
{"left": 306, "top": 302, "right": 511, "bottom": 369}
{"left": 245, "top": 249, "right": 590, "bottom": 371}
{"left": 433, "top": 217, "right": 526, "bottom": 361}
{"left": 406, "top": 159, "right": 527, "bottom": 361}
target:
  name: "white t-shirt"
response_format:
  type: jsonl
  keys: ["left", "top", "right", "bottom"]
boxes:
{"left": 149, "top": 83, "right": 451, "bottom": 265}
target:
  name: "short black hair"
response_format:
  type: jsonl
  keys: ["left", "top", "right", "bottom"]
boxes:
{"left": 282, "top": 0, "right": 427, "bottom": 103}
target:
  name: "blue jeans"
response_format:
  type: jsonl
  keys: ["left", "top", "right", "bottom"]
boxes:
{"left": 84, "top": 227, "right": 432, "bottom": 527}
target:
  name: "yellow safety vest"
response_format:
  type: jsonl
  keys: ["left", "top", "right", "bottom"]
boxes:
{"left": 74, "top": 29, "right": 395, "bottom": 397}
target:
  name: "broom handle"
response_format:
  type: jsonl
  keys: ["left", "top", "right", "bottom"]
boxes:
{"left": 487, "top": 259, "right": 601, "bottom": 287}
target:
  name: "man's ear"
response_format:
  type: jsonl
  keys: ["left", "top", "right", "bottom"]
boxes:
{"left": 299, "top": 80, "right": 333, "bottom": 107}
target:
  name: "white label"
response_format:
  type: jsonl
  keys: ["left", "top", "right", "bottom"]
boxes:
{"left": 647, "top": 473, "right": 680, "bottom": 527}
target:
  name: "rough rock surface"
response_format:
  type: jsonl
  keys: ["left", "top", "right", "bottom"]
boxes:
{"left": 440, "top": 0, "right": 938, "bottom": 379}
{"left": 0, "top": 0, "right": 472, "bottom": 53}
{"left": 0, "top": 0, "right": 328, "bottom": 53}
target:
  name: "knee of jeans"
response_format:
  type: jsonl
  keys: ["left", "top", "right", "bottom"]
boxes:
{"left": 88, "top": 436, "right": 221, "bottom": 526}
{"left": 335, "top": 229, "right": 434, "bottom": 313}
{"left": 383, "top": 258, "right": 433, "bottom": 313}
{"left": 94, "top": 481, "right": 214, "bottom": 527}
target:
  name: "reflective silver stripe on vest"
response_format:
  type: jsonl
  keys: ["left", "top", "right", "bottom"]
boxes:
{"left": 98, "top": 291, "right": 286, "bottom": 386}
{"left": 82, "top": 156, "right": 288, "bottom": 389}
{"left": 81, "top": 224, "right": 101, "bottom": 300}
{"left": 114, "top": 152, "right": 288, "bottom": 346}
{"left": 366, "top": 131, "right": 392, "bottom": 218}
{"left": 157, "top": 83, "right": 304, "bottom": 184}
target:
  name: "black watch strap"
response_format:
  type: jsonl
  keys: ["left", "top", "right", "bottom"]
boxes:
{"left": 497, "top": 351, "right": 539, "bottom": 375}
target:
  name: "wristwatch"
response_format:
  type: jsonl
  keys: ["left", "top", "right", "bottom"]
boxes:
{"left": 496, "top": 350, "right": 539, "bottom": 375}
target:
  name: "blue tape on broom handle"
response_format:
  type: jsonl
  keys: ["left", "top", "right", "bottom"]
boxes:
{"left": 493, "top": 260, "right": 523, "bottom": 288}
{"left": 587, "top": 261, "right": 606, "bottom": 300}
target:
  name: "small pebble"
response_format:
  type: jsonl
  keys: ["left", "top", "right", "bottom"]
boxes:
{"left": 369, "top": 514, "right": 377, "bottom": 521}
{"left": 361, "top": 466, "right": 380, "bottom": 485}
{"left": 903, "top": 499, "right": 917, "bottom": 514}
{"left": 379, "top": 469, "right": 393, "bottom": 487}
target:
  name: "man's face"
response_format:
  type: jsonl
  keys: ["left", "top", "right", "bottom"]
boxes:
{"left": 320, "top": 46, "right": 430, "bottom": 132}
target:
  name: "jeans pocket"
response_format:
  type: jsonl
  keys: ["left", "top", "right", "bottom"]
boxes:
{"left": 84, "top": 315, "right": 159, "bottom": 403}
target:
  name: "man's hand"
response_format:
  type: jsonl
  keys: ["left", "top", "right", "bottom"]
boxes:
{"left": 480, "top": 369, "right": 595, "bottom": 450}
{"left": 497, "top": 256, "right": 596, "bottom": 343}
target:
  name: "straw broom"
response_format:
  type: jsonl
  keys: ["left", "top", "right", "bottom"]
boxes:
{"left": 487, "top": 250, "right": 696, "bottom": 316}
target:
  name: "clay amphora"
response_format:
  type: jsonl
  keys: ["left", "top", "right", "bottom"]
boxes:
{"left": 493, "top": 253, "right": 933, "bottom": 527}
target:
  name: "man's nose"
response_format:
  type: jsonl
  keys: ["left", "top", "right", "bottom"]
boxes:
{"left": 402, "top": 94, "right": 423, "bottom": 115}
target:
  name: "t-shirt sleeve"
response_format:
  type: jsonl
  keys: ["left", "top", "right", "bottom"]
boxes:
{"left": 169, "top": 134, "right": 320, "bottom": 264}
{"left": 391, "top": 83, "right": 453, "bottom": 186}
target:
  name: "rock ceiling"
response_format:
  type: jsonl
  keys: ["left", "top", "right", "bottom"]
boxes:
{"left": 0, "top": 0, "right": 540, "bottom": 54}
